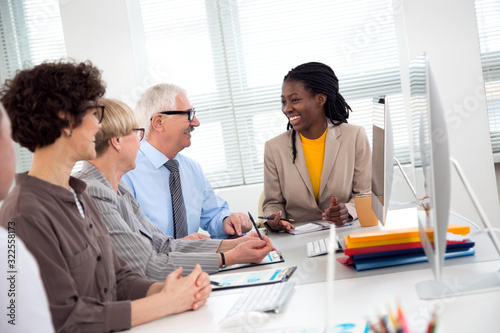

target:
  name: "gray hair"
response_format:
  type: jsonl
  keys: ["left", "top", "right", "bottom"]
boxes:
{"left": 135, "top": 83, "right": 187, "bottom": 137}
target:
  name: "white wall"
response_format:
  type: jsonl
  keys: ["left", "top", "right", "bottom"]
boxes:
{"left": 59, "top": 0, "right": 145, "bottom": 101}
{"left": 393, "top": 0, "right": 500, "bottom": 226}
{"left": 496, "top": 163, "right": 500, "bottom": 202}
{"left": 214, "top": 183, "right": 264, "bottom": 219}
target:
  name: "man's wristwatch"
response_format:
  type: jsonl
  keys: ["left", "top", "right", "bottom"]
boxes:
{"left": 220, "top": 252, "right": 226, "bottom": 269}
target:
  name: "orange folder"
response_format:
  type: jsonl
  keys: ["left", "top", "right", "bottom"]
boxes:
{"left": 344, "top": 236, "right": 428, "bottom": 249}
{"left": 345, "top": 224, "right": 470, "bottom": 244}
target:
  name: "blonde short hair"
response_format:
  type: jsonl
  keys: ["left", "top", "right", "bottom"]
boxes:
{"left": 94, "top": 98, "right": 138, "bottom": 157}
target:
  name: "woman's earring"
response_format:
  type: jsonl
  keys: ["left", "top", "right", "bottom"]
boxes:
{"left": 69, "top": 130, "right": 73, "bottom": 138}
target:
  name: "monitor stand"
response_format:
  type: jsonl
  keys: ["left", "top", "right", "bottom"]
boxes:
{"left": 394, "top": 157, "right": 416, "bottom": 198}
{"left": 416, "top": 271, "right": 500, "bottom": 300}
{"left": 416, "top": 158, "right": 500, "bottom": 300}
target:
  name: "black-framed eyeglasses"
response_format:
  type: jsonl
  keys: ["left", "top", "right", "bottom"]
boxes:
{"left": 88, "top": 104, "right": 105, "bottom": 124}
{"left": 151, "top": 109, "right": 196, "bottom": 122}
{"left": 132, "top": 128, "right": 145, "bottom": 141}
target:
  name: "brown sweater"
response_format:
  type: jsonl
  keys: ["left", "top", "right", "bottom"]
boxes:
{"left": 0, "top": 173, "right": 154, "bottom": 332}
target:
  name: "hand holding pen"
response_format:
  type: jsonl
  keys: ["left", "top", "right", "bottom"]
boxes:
{"left": 260, "top": 211, "right": 295, "bottom": 231}
{"left": 248, "top": 212, "right": 264, "bottom": 240}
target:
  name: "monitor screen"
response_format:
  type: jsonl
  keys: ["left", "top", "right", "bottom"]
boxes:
{"left": 412, "top": 54, "right": 500, "bottom": 300}
{"left": 371, "top": 96, "right": 394, "bottom": 226}
{"left": 409, "top": 53, "right": 451, "bottom": 282}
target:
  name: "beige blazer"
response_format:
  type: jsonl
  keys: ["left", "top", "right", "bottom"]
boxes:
{"left": 263, "top": 122, "right": 371, "bottom": 222}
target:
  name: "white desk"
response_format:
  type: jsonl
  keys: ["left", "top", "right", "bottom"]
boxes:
{"left": 214, "top": 208, "right": 500, "bottom": 285}
{"left": 128, "top": 208, "right": 500, "bottom": 332}
{"left": 129, "top": 260, "right": 500, "bottom": 332}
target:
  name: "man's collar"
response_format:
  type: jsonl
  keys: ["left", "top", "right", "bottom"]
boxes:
{"left": 140, "top": 140, "right": 176, "bottom": 169}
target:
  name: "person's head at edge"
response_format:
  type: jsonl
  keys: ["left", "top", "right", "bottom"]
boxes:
{"left": 282, "top": 61, "right": 352, "bottom": 163}
{"left": 93, "top": 98, "right": 143, "bottom": 176}
{"left": 0, "top": 60, "right": 106, "bottom": 182}
{"left": 135, "top": 83, "right": 200, "bottom": 160}
{"left": 0, "top": 103, "right": 16, "bottom": 200}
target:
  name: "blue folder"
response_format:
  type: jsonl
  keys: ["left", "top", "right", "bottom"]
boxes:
{"left": 352, "top": 247, "right": 475, "bottom": 271}
{"left": 351, "top": 240, "right": 475, "bottom": 261}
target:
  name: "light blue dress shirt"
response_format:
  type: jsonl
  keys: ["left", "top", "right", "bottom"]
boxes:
{"left": 122, "top": 140, "right": 231, "bottom": 238}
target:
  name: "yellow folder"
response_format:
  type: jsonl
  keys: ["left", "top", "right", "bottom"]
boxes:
{"left": 346, "top": 224, "right": 470, "bottom": 244}
{"left": 344, "top": 236, "right": 429, "bottom": 249}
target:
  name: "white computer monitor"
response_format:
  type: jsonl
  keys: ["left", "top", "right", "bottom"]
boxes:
{"left": 411, "top": 54, "right": 500, "bottom": 300}
{"left": 371, "top": 96, "right": 393, "bottom": 226}
{"left": 410, "top": 54, "right": 451, "bottom": 281}
{"left": 409, "top": 54, "right": 451, "bottom": 288}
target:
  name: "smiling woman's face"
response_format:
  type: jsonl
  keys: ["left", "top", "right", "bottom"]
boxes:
{"left": 69, "top": 106, "right": 102, "bottom": 162}
{"left": 281, "top": 79, "right": 326, "bottom": 139}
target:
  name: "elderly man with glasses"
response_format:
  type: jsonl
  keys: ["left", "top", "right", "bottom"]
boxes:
{"left": 123, "top": 83, "right": 253, "bottom": 240}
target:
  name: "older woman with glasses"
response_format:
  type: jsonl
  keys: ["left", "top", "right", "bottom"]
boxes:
{"left": 75, "top": 98, "right": 275, "bottom": 281}
{"left": 0, "top": 61, "right": 211, "bottom": 332}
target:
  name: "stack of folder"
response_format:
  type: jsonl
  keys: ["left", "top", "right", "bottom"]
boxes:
{"left": 340, "top": 225, "right": 475, "bottom": 271}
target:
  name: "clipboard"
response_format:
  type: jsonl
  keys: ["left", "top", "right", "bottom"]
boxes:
{"left": 219, "top": 250, "right": 284, "bottom": 272}
{"left": 287, "top": 222, "right": 330, "bottom": 235}
{"left": 211, "top": 266, "right": 297, "bottom": 290}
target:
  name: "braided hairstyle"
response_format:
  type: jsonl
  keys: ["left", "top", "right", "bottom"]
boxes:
{"left": 284, "top": 62, "right": 351, "bottom": 163}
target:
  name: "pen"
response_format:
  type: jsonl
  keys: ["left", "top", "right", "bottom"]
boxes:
{"left": 248, "top": 212, "right": 264, "bottom": 240}
{"left": 258, "top": 216, "right": 295, "bottom": 222}
{"left": 210, "top": 280, "right": 221, "bottom": 286}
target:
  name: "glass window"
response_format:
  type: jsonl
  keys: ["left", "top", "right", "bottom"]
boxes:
{"left": 0, "top": 0, "right": 66, "bottom": 172}
{"left": 475, "top": 0, "right": 500, "bottom": 153}
{"left": 139, "top": 0, "right": 405, "bottom": 187}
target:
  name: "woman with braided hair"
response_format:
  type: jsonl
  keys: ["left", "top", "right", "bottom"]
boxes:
{"left": 262, "top": 62, "right": 371, "bottom": 231}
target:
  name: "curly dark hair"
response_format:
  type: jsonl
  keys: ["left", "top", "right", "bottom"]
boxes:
{"left": 284, "top": 62, "right": 351, "bottom": 163}
{"left": 0, "top": 60, "right": 106, "bottom": 152}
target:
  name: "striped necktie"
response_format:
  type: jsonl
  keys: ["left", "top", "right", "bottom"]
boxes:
{"left": 164, "top": 159, "right": 188, "bottom": 238}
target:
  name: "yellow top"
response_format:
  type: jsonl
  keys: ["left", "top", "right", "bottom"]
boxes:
{"left": 300, "top": 128, "right": 327, "bottom": 201}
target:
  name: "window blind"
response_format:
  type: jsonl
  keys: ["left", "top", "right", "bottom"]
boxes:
{"left": 139, "top": 0, "right": 405, "bottom": 188}
{"left": 2, "top": 0, "right": 408, "bottom": 183}
{"left": 475, "top": 0, "right": 500, "bottom": 153}
{"left": 0, "top": 0, "right": 66, "bottom": 173}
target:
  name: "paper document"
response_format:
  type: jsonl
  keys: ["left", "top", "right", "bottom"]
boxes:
{"left": 211, "top": 266, "right": 297, "bottom": 290}
{"left": 287, "top": 221, "right": 352, "bottom": 235}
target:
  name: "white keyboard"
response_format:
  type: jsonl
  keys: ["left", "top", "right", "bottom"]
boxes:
{"left": 306, "top": 237, "right": 331, "bottom": 257}
{"left": 226, "top": 281, "right": 295, "bottom": 316}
